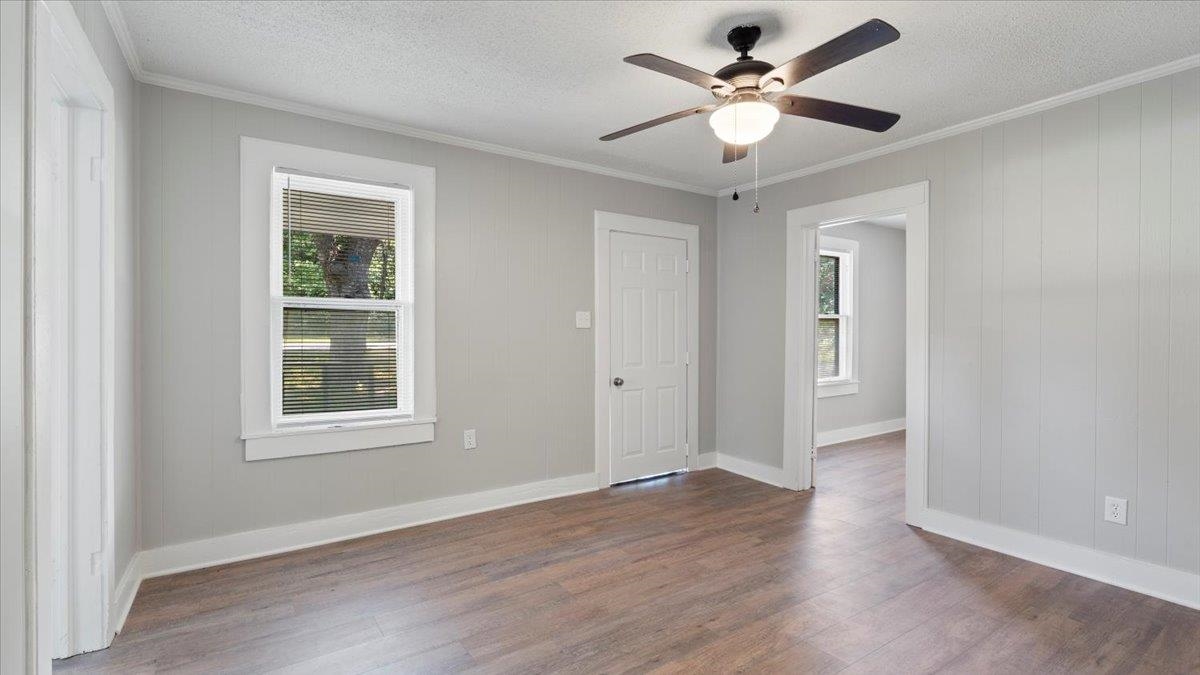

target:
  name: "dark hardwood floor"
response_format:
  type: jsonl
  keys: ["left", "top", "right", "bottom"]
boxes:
{"left": 58, "top": 431, "right": 1199, "bottom": 673}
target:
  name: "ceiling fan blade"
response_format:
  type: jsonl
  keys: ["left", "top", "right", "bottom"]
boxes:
{"left": 624, "top": 54, "right": 735, "bottom": 95}
{"left": 772, "top": 95, "right": 900, "bottom": 132}
{"left": 759, "top": 19, "right": 899, "bottom": 92}
{"left": 722, "top": 143, "right": 748, "bottom": 164}
{"left": 600, "top": 104, "right": 719, "bottom": 141}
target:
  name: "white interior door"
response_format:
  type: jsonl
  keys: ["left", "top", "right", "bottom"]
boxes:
{"left": 608, "top": 231, "right": 688, "bottom": 483}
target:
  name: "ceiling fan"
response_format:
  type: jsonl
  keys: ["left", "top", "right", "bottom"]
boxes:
{"left": 600, "top": 20, "right": 902, "bottom": 164}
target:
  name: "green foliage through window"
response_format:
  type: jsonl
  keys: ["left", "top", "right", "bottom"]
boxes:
{"left": 282, "top": 230, "right": 395, "bottom": 300}
{"left": 819, "top": 254, "right": 839, "bottom": 315}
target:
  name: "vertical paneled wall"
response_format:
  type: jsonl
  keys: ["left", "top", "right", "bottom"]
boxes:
{"left": 0, "top": 2, "right": 28, "bottom": 669}
{"left": 717, "top": 68, "right": 1200, "bottom": 573}
{"left": 137, "top": 85, "right": 717, "bottom": 549}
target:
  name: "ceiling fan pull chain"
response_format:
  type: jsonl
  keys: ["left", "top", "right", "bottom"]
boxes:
{"left": 753, "top": 142, "right": 760, "bottom": 214}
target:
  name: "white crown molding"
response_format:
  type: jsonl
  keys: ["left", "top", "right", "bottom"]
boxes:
{"left": 717, "top": 54, "right": 1200, "bottom": 196}
{"left": 98, "top": 5, "right": 1196, "bottom": 214}
{"left": 97, "top": 1, "right": 714, "bottom": 196}
{"left": 98, "top": 0, "right": 143, "bottom": 79}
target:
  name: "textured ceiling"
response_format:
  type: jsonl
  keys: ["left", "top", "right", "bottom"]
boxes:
{"left": 115, "top": 1, "right": 1200, "bottom": 191}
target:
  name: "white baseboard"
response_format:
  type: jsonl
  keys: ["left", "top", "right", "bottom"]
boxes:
{"left": 919, "top": 508, "right": 1200, "bottom": 610}
{"left": 816, "top": 417, "right": 906, "bottom": 447}
{"left": 109, "top": 553, "right": 144, "bottom": 636}
{"left": 694, "top": 452, "right": 718, "bottom": 470}
{"left": 137, "top": 472, "right": 598, "bottom": 582}
{"left": 715, "top": 452, "right": 787, "bottom": 488}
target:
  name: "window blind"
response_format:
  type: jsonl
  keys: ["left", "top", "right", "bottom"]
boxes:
{"left": 817, "top": 317, "right": 840, "bottom": 379}
{"left": 282, "top": 188, "right": 395, "bottom": 240}
{"left": 282, "top": 307, "right": 397, "bottom": 415}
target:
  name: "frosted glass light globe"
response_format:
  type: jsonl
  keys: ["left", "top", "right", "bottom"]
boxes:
{"left": 708, "top": 101, "right": 780, "bottom": 145}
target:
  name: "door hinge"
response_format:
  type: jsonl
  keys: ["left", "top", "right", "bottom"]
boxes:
{"left": 684, "top": 351, "right": 690, "bottom": 365}
{"left": 90, "top": 156, "right": 102, "bottom": 182}
{"left": 685, "top": 258, "right": 690, "bottom": 274}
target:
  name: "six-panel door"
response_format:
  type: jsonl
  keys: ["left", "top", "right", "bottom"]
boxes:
{"left": 609, "top": 231, "right": 688, "bottom": 483}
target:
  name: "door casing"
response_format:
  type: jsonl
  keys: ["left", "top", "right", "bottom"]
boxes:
{"left": 783, "top": 182, "right": 929, "bottom": 527}
{"left": 594, "top": 211, "right": 700, "bottom": 488}
{"left": 30, "top": 0, "right": 118, "bottom": 665}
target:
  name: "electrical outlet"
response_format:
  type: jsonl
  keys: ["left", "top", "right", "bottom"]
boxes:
{"left": 575, "top": 311, "right": 591, "bottom": 329}
{"left": 463, "top": 429, "right": 477, "bottom": 450}
{"left": 1104, "top": 496, "right": 1128, "bottom": 525}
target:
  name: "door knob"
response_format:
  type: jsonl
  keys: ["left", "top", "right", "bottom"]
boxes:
{"left": 612, "top": 377, "right": 624, "bottom": 387}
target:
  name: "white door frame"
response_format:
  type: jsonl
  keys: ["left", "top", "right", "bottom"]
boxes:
{"left": 594, "top": 211, "right": 700, "bottom": 488}
{"left": 30, "top": 0, "right": 118, "bottom": 664}
{"left": 783, "top": 182, "right": 929, "bottom": 526}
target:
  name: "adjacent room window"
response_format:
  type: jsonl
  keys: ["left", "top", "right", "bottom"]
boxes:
{"left": 817, "top": 235, "right": 858, "bottom": 397}
{"left": 273, "top": 172, "right": 413, "bottom": 423}
{"left": 240, "top": 137, "right": 436, "bottom": 461}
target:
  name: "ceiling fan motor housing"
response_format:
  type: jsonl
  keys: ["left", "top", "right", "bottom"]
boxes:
{"left": 714, "top": 59, "right": 774, "bottom": 92}
{"left": 715, "top": 25, "right": 774, "bottom": 94}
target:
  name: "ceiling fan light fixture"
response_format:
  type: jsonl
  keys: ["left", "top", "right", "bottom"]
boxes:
{"left": 708, "top": 100, "right": 779, "bottom": 145}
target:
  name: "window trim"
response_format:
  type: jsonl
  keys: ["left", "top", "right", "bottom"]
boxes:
{"left": 816, "top": 235, "right": 859, "bottom": 398}
{"left": 240, "top": 137, "right": 436, "bottom": 461}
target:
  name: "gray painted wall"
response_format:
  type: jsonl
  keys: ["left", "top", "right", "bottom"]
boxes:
{"left": 816, "top": 222, "right": 906, "bottom": 434}
{"left": 70, "top": 0, "right": 140, "bottom": 599}
{"left": 136, "top": 84, "right": 717, "bottom": 549}
{"left": 717, "top": 68, "right": 1199, "bottom": 573}
{"left": 1, "top": 2, "right": 28, "bottom": 669}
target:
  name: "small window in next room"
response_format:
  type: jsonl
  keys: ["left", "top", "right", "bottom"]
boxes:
{"left": 817, "top": 235, "right": 858, "bottom": 397}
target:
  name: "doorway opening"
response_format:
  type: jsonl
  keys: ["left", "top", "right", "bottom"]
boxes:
{"left": 783, "top": 182, "right": 928, "bottom": 526}
{"left": 813, "top": 216, "right": 907, "bottom": 512}
{"left": 31, "top": 0, "right": 118, "bottom": 661}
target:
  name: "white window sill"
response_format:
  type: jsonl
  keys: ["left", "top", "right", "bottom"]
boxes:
{"left": 817, "top": 380, "right": 859, "bottom": 398}
{"left": 242, "top": 418, "right": 436, "bottom": 461}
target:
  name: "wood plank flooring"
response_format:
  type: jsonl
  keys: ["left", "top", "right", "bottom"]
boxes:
{"left": 57, "top": 431, "right": 1199, "bottom": 673}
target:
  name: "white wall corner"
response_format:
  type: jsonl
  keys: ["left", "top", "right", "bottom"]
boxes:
{"left": 816, "top": 417, "right": 906, "bottom": 447}
{"left": 919, "top": 509, "right": 1200, "bottom": 610}
{"left": 716, "top": 452, "right": 788, "bottom": 488}
{"left": 694, "top": 452, "right": 718, "bottom": 470}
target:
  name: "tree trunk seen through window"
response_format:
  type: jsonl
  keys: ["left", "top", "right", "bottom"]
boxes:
{"left": 314, "top": 234, "right": 381, "bottom": 407}
{"left": 280, "top": 182, "right": 398, "bottom": 416}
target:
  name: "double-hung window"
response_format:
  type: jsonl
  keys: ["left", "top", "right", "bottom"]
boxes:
{"left": 240, "top": 138, "right": 436, "bottom": 461}
{"left": 273, "top": 171, "right": 412, "bottom": 424}
{"left": 817, "top": 235, "right": 858, "bottom": 397}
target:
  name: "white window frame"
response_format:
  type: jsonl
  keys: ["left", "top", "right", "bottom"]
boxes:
{"left": 816, "top": 234, "right": 859, "bottom": 398}
{"left": 240, "top": 137, "right": 436, "bottom": 461}
{"left": 270, "top": 171, "right": 412, "bottom": 428}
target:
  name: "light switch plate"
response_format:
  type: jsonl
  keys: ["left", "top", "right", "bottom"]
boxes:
{"left": 463, "top": 429, "right": 477, "bottom": 450}
{"left": 575, "top": 311, "right": 591, "bottom": 329}
{"left": 1104, "top": 496, "right": 1127, "bottom": 525}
